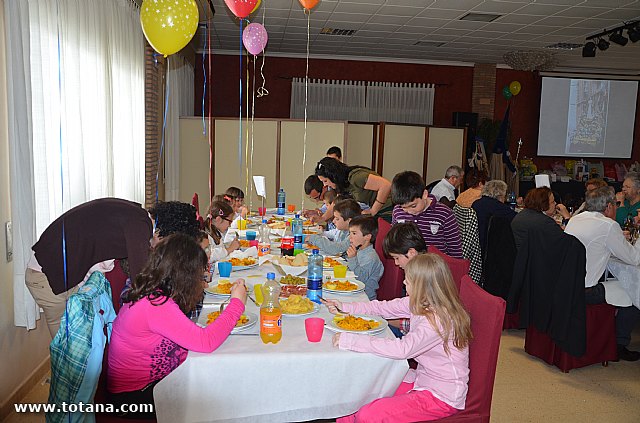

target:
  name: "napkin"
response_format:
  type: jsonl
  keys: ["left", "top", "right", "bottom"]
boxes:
{"left": 229, "top": 247, "right": 258, "bottom": 259}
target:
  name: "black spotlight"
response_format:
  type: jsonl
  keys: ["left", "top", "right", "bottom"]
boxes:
{"left": 597, "top": 38, "right": 610, "bottom": 51}
{"left": 610, "top": 30, "right": 628, "bottom": 46}
{"left": 628, "top": 26, "right": 640, "bottom": 43}
{"left": 582, "top": 41, "right": 596, "bottom": 57}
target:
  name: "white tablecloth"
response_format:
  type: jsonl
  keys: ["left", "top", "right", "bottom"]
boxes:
{"left": 606, "top": 258, "right": 640, "bottom": 308}
{"left": 153, "top": 263, "right": 409, "bottom": 423}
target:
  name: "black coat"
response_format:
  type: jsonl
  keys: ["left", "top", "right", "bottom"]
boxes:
{"left": 508, "top": 220, "right": 587, "bottom": 357}
{"left": 483, "top": 216, "right": 517, "bottom": 301}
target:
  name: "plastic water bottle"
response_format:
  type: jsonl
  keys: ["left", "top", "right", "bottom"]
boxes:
{"left": 281, "top": 221, "right": 294, "bottom": 256}
{"left": 307, "top": 249, "right": 323, "bottom": 304}
{"left": 257, "top": 219, "right": 271, "bottom": 257}
{"left": 292, "top": 213, "right": 304, "bottom": 255}
{"left": 277, "top": 188, "right": 286, "bottom": 215}
{"left": 260, "top": 272, "right": 282, "bottom": 344}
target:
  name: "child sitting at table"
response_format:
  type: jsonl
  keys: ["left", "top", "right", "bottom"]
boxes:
{"left": 345, "top": 215, "right": 384, "bottom": 300}
{"left": 224, "top": 186, "right": 249, "bottom": 219}
{"left": 205, "top": 200, "right": 240, "bottom": 262}
{"left": 324, "top": 253, "right": 471, "bottom": 422}
{"left": 307, "top": 198, "right": 361, "bottom": 256}
{"left": 108, "top": 234, "right": 247, "bottom": 418}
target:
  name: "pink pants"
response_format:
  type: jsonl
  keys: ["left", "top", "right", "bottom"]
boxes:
{"left": 337, "top": 382, "right": 458, "bottom": 423}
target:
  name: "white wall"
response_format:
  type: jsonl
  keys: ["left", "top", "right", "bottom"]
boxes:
{"left": 0, "top": 1, "right": 52, "bottom": 415}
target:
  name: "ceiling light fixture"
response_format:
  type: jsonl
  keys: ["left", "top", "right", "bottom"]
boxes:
{"left": 582, "top": 41, "right": 596, "bottom": 57}
{"left": 609, "top": 30, "right": 628, "bottom": 46}
{"left": 628, "top": 25, "right": 640, "bottom": 43}
{"left": 583, "top": 20, "right": 639, "bottom": 58}
{"left": 597, "top": 38, "right": 610, "bottom": 51}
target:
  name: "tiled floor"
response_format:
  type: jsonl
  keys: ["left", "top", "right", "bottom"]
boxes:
{"left": 4, "top": 328, "right": 640, "bottom": 423}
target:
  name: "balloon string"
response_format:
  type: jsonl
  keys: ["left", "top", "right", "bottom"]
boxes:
{"left": 207, "top": 16, "right": 213, "bottom": 199}
{"left": 257, "top": 2, "right": 268, "bottom": 98}
{"left": 250, "top": 57, "right": 257, "bottom": 212}
{"left": 201, "top": 24, "right": 207, "bottom": 135}
{"left": 302, "top": 10, "right": 310, "bottom": 212}
{"left": 245, "top": 55, "right": 250, "bottom": 210}
{"left": 238, "top": 19, "right": 243, "bottom": 183}
{"left": 156, "top": 57, "right": 170, "bottom": 205}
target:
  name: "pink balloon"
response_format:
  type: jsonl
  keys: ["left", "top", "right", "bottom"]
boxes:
{"left": 242, "top": 23, "right": 268, "bottom": 56}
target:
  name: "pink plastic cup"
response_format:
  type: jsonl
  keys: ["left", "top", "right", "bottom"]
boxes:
{"left": 305, "top": 317, "right": 325, "bottom": 342}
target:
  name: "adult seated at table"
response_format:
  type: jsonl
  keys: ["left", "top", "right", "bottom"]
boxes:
{"left": 108, "top": 234, "right": 247, "bottom": 418}
{"left": 430, "top": 165, "right": 464, "bottom": 207}
{"left": 572, "top": 178, "right": 608, "bottom": 215}
{"left": 472, "top": 179, "right": 516, "bottom": 254}
{"left": 391, "top": 171, "right": 463, "bottom": 259}
{"left": 565, "top": 186, "right": 640, "bottom": 361}
{"left": 615, "top": 172, "right": 640, "bottom": 227}
{"left": 456, "top": 168, "right": 488, "bottom": 208}
{"left": 511, "top": 187, "right": 568, "bottom": 251}
{"left": 326, "top": 145, "right": 342, "bottom": 162}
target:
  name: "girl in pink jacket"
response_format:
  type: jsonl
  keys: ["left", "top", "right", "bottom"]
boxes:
{"left": 324, "top": 253, "right": 472, "bottom": 422}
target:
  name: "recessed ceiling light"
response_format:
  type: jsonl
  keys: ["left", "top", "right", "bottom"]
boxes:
{"left": 320, "top": 28, "right": 357, "bottom": 36}
{"left": 459, "top": 13, "right": 501, "bottom": 23}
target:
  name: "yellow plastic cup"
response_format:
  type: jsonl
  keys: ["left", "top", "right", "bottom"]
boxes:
{"left": 253, "top": 283, "right": 264, "bottom": 306}
{"left": 238, "top": 218, "right": 247, "bottom": 230}
{"left": 333, "top": 264, "right": 347, "bottom": 278}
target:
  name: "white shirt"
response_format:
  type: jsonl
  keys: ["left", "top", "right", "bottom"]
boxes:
{"left": 565, "top": 211, "right": 640, "bottom": 288}
{"left": 430, "top": 178, "right": 456, "bottom": 201}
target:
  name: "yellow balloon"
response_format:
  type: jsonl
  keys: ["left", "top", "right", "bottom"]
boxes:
{"left": 140, "top": 0, "right": 199, "bottom": 57}
{"left": 509, "top": 80, "right": 522, "bottom": 96}
{"left": 251, "top": 0, "right": 262, "bottom": 14}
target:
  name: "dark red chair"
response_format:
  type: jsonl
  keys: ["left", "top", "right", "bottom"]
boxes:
{"left": 524, "top": 303, "right": 617, "bottom": 372}
{"left": 434, "top": 275, "right": 506, "bottom": 423}
{"left": 104, "top": 260, "right": 128, "bottom": 314}
{"left": 374, "top": 218, "right": 405, "bottom": 301}
{"left": 427, "top": 246, "right": 470, "bottom": 292}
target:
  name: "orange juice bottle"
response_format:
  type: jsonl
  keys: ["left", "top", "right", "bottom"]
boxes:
{"left": 260, "top": 272, "right": 282, "bottom": 344}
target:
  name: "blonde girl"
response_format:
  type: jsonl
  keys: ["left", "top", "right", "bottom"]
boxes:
{"left": 204, "top": 200, "right": 240, "bottom": 263}
{"left": 324, "top": 253, "right": 472, "bottom": 422}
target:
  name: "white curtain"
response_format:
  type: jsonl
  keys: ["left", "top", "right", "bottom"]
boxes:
{"left": 290, "top": 78, "right": 368, "bottom": 121}
{"left": 290, "top": 79, "right": 435, "bottom": 125}
{"left": 165, "top": 55, "right": 195, "bottom": 201}
{"left": 5, "top": 0, "right": 145, "bottom": 328}
{"left": 366, "top": 82, "right": 435, "bottom": 125}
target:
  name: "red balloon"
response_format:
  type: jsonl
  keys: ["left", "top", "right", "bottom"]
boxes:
{"left": 298, "top": 0, "right": 320, "bottom": 10}
{"left": 224, "top": 0, "right": 259, "bottom": 19}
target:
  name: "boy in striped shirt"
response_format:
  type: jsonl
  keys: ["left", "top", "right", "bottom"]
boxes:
{"left": 391, "top": 171, "right": 463, "bottom": 258}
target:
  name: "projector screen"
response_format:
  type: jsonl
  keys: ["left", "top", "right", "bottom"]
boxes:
{"left": 537, "top": 77, "right": 638, "bottom": 158}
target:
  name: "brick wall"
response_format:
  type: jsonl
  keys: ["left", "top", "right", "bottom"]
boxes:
{"left": 472, "top": 63, "right": 496, "bottom": 120}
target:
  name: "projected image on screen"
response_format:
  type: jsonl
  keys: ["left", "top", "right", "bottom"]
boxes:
{"left": 538, "top": 77, "right": 637, "bottom": 158}
{"left": 566, "top": 80, "right": 609, "bottom": 155}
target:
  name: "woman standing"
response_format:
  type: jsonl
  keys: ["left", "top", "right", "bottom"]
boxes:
{"left": 315, "top": 157, "right": 393, "bottom": 222}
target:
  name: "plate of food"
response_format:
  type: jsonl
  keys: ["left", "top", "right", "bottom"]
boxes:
{"left": 223, "top": 257, "right": 258, "bottom": 271}
{"left": 267, "top": 221, "right": 286, "bottom": 230}
{"left": 279, "top": 274, "right": 306, "bottom": 286}
{"left": 280, "top": 284, "right": 308, "bottom": 298}
{"left": 325, "top": 314, "right": 387, "bottom": 334}
{"left": 238, "top": 239, "right": 251, "bottom": 249}
{"left": 280, "top": 294, "right": 319, "bottom": 317}
{"left": 204, "top": 311, "right": 257, "bottom": 333}
{"left": 204, "top": 280, "right": 234, "bottom": 297}
{"left": 322, "top": 279, "right": 365, "bottom": 294}
{"left": 323, "top": 256, "right": 344, "bottom": 268}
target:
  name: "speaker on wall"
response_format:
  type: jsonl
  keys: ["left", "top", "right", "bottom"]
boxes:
{"left": 453, "top": 112, "right": 479, "bottom": 168}
{"left": 452, "top": 112, "right": 478, "bottom": 130}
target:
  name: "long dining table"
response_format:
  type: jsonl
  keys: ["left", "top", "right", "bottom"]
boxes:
{"left": 606, "top": 257, "right": 640, "bottom": 308}
{"left": 153, "top": 260, "right": 409, "bottom": 423}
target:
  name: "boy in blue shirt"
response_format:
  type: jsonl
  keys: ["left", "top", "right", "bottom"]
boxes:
{"left": 346, "top": 215, "right": 384, "bottom": 300}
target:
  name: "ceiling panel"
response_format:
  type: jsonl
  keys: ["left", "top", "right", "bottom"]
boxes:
{"left": 194, "top": 0, "right": 640, "bottom": 74}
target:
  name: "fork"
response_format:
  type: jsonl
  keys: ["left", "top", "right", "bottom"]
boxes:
{"left": 320, "top": 298, "right": 346, "bottom": 315}
{"left": 219, "top": 298, "right": 231, "bottom": 312}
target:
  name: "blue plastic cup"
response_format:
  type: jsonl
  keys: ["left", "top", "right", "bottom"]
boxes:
{"left": 218, "top": 261, "right": 232, "bottom": 277}
{"left": 246, "top": 230, "right": 257, "bottom": 241}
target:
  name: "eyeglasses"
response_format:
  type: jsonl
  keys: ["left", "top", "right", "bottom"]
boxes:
{"left": 222, "top": 217, "right": 233, "bottom": 224}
